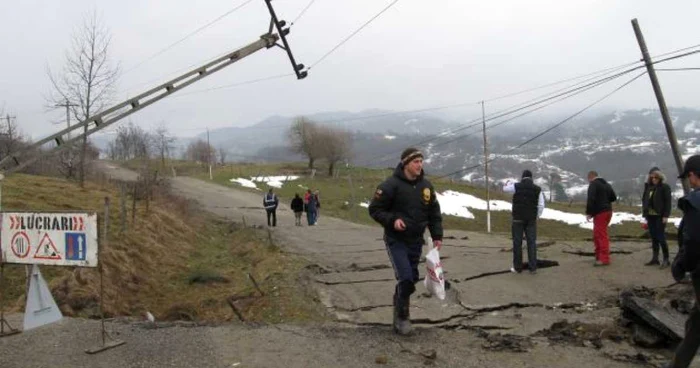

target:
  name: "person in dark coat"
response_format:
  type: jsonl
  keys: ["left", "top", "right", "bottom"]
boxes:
{"left": 290, "top": 193, "right": 304, "bottom": 226}
{"left": 642, "top": 167, "right": 672, "bottom": 268}
{"left": 263, "top": 188, "right": 279, "bottom": 227}
{"left": 666, "top": 155, "right": 700, "bottom": 368}
{"left": 503, "top": 170, "right": 546, "bottom": 274}
{"left": 369, "top": 147, "right": 443, "bottom": 335}
{"left": 586, "top": 171, "right": 617, "bottom": 266}
{"left": 305, "top": 189, "right": 317, "bottom": 226}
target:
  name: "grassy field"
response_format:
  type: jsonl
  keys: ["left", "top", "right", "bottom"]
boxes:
{"left": 1, "top": 173, "right": 325, "bottom": 323}
{"left": 127, "top": 159, "right": 679, "bottom": 241}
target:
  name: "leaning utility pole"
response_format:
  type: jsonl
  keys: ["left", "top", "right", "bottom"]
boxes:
{"left": 0, "top": 0, "right": 306, "bottom": 175}
{"left": 482, "top": 101, "right": 491, "bottom": 234}
{"left": 631, "top": 18, "right": 690, "bottom": 194}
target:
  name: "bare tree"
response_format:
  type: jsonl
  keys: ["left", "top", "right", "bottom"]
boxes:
{"left": 47, "top": 11, "right": 120, "bottom": 187}
{"left": 153, "top": 123, "right": 175, "bottom": 167}
{"left": 111, "top": 122, "right": 152, "bottom": 160}
{"left": 289, "top": 117, "right": 324, "bottom": 169}
{"left": 218, "top": 146, "right": 228, "bottom": 165}
{"left": 185, "top": 139, "right": 214, "bottom": 164}
{"left": 318, "top": 126, "right": 352, "bottom": 176}
{"left": 0, "top": 113, "right": 23, "bottom": 162}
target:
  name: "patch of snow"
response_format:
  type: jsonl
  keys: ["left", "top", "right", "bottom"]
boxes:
{"left": 404, "top": 118, "right": 418, "bottom": 125}
{"left": 609, "top": 111, "right": 625, "bottom": 124}
{"left": 438, "top": 189, "right": 682, "bottom": 229}
{"left": 360, "top": 202, "right": 369, "bottom": 208}
{"left": 565, "top": 185, "right": 589, "bottom": 197}
{"left": 384, "top": 135, "right": 396, "bottom": 140}
{"left": 250, "top": 175, "right": 299, "bottom": 188}
{"left": 461, "top": 172, "right": 479, "bottom": 182}
{"left": 685, "top": 121, "right": 700, "bottom": 134}
{"left": 230, "top": 178, "right": 258, "bottom": 189}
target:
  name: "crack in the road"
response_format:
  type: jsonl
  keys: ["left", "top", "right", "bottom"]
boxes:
{"left": 563, "top": 250, "right": 633, "bottom": 256}
{"left": 315, "top": 278, "right": 394, "bottom": 285}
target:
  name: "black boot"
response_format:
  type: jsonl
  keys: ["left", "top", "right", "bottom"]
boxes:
{"left": 645, "top": 259, "right": 660, "bottom": 266}
{"left": 394, "top": 295, "right": 411, "bottom": 335}
{"left": 393, "top": 281, "right": 413, "bottom": 335}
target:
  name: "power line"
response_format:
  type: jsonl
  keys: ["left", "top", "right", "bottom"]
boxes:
{"left": 358, "top": 63, "right": 646, "bottom": 166}
{"left": 354, "top": 46, "right": 700, "bottom": 167}
{"left": 122, "top": 0, "right": 255, "bottom": 75}
{"left": 309, "top": 0, "right": 400, "bottom": 69}
{"left": 657, "top": 67, "right": 700, "bottom": 71}
{"left": 291, "top": 0, "right": 319, "bottom": 26}
{"left": 172, "top": 73, "right": 294, "bottom": 98}
{"left": 434, "top": 72, "right": 647, "bottom": 180}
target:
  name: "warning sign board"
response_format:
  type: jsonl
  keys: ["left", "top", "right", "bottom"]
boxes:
{"left": 1, "top": 212, "right": 98, "bottom": 267}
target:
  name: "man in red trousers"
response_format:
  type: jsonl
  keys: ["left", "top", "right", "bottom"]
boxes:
{"left": 585, "top": 170, "right": 617, "bottom": 266}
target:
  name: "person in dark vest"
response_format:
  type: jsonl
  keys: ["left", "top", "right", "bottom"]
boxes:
{"left": 586, "top": 170, "right": 617, "bottom": 266}
{"left": 369, "top": 147, "right": 443, "bottom": 335}
{"left": 666, "top": 155, "right": 700, "bottom": 368}
{"left": 263, "top": 188, "right": 279, "bottom": 227}
{"left": 503, "top": 170, "right": 545, "bottom": 274}
{"left": 290, "top": 193, "right": 304, "bottom": 226}
{"left": 642, "top": 167, "right": 672, "bottom": 268}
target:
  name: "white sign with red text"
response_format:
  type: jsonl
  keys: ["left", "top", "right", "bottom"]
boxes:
{"left": 1, "top": 212, "right": 98, "bottom": 267}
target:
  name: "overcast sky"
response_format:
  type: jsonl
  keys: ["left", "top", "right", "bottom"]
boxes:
{"left": 2, "top": 0, "right": 700, "bottom": 140}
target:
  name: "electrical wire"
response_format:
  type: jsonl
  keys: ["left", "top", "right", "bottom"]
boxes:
{"left": 434, "top": 72, "right": 647, "bottom": 180}
{"left": 309, "top": 0, "right": 399, "bottom": 69}
{"left": 291, "top": 0, "right": 319, "bottom": 26}
{"left": 122, "top": 0, "right": 255, "bottom": 75}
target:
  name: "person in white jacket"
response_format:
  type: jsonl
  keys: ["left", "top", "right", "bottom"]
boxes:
{"left": 503, "top": 170, "right": 545, "bottom": 274}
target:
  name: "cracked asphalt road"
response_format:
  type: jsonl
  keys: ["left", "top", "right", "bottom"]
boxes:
{"left": 0, "top": 172, "right": 683, "bottom": 367}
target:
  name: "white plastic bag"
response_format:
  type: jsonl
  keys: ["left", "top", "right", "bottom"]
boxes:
{"left": 424, "top": 245, "right": 446, "bottom": 300}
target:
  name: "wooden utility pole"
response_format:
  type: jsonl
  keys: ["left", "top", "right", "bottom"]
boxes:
{"left": 54, "top": 99, "right": 78, "bottom": 139}
{"left": 631, "top": 18, "right": 690, "bottom": 194}
{"left": 207, "top": 127, "right": 212, "bottom": 180}
{"left": 482, "top": 101, "right": 491, "bottom": 233}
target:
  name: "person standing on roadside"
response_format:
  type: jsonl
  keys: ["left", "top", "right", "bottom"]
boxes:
{"left": 263, "top": 188, "right": 279, "bottom": 227}
{"left": 314, "top": 189, "right": 321, "bottom": 224}
{"left": 290, "top": 193, "right": 304, "bottom": 226}
{"left": 586, "top": 171, "right": 617, "bottom": 266}
{"left": 305, "top": 189, "right": 317, "bottom": 226}
{"left": 665, "top": 155, "right": 700, "bottom": 368}
{"left": 503, "top": 170, "right": 546, "bottom": 274}
{"left": 642, "top": 167, "right": 672, "bottom": 268}
{"left": 369, "top": 147, "right": 443, "bottom": 336}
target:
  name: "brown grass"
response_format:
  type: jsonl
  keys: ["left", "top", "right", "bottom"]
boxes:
{"left": 1, "top": 173, "right": 326, "bottom": 323}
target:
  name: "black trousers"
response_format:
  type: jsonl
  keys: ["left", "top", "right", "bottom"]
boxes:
{"left": 266, "top": 209, "right": 276, "bottom": 227}
{"left": 670, "top": 272, "right": 700, "bottom": 367}
{"left": 647, "top": 216, "right": 669, "bottom": 261}
{"left": 512, "top": 219, "right": 537, "bottom": 272}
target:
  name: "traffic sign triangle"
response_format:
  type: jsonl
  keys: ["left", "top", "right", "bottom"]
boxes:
{"left": 34, "top": 233, "right": 62, "bottom": 260}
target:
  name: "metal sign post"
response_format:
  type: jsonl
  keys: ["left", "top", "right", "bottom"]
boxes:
{"left": 0, "top": 174, "right": 20, "bottom": 337}
{"left": 86, "top": 197, "right": 124, "bottom": 354}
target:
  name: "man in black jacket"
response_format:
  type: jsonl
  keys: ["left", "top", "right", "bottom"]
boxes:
{"left": 586, "top": 171, "right": 617, "bottom": 266}
{"left": 369, "top": 147, "right": 443, "bottom": 335}
{"left": 642, "top": 167, "right": 673, "bottom": 268}
{"left": 504, "top": 170, "right": 546, "bottom": 274}
{"left": 290, "top": 193, "right": 304, "bottom": 226}
{"left": 666, "top": 155, "right": 700, "bottom": 368}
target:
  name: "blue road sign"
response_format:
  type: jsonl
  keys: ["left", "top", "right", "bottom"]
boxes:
{"left": 65, "top": 233, "right": 87, "bottom": 261}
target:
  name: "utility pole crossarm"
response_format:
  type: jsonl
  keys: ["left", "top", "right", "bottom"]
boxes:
{"left": 0, "top": 34, "right": 279, "bottom": 174}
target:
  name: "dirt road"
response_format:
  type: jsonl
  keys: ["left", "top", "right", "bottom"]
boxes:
{"left": 0, "top": 173, "right": 683, "bottom": 367}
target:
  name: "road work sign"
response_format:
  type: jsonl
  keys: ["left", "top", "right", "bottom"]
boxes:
{"left": 1, "top": 212, "right": 98, "bottom": 267}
